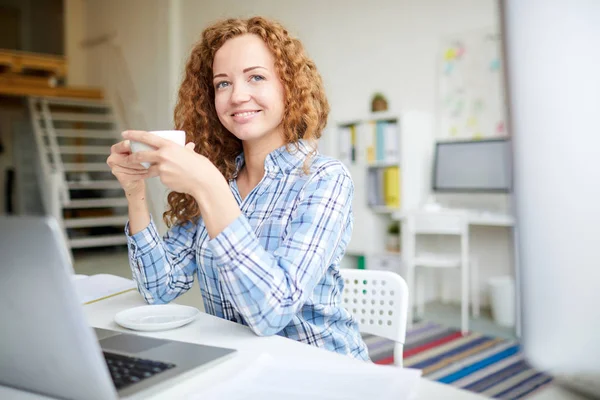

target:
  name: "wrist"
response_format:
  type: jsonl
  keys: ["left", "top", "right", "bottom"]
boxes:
{"left": 193, "top": 177, "right": 241, "bottom": 239}
{"left": 125, "top": 185, "right": 147, "bottom": 205}
{"left": 191, "top": 175, "right": 229, "bottom": 209}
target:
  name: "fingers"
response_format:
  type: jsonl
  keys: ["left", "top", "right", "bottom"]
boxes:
{"left": 122, "top": 130, "right": 169, "bottom": 148}
{"left": 107, "top": 152, "right": 146, "bottom": 170}
{"left": 126, "top": 150, "right": 161, "bottom": 167}
{"left": 110, "top": 165, "right": 150, "bottom": 176}
{"left": 146, "top": 165, "right": 160, "bottom": 178}
{"left": 111, "top": 140, "right": 132, "bottom": 155}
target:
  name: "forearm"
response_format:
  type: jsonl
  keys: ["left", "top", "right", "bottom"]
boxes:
{"left": 126, "top": 184, "right": 151, "bottom": 235}
{"left": 192, "top": 177, "right": 241, "bottom": 239}
{"left": 126, "top": 218, "right": 198, "bottom": 304}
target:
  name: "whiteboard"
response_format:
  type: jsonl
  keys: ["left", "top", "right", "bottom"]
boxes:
{"left": 436, "top": 29, "right": 508, "bottom": 140}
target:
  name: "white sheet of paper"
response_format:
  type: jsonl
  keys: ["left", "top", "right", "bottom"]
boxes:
{"left": 72, "top": 274, "right": 136, "bottom": 304}
{"left": 196, "top": 353, "right": 422, "bottom": 400}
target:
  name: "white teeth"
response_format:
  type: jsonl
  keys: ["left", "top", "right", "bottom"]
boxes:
{"left": 234, "top": 111, "right": 258, "bottom": 117}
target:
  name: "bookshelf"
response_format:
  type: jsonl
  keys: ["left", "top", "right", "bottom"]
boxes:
{"left": 331, "top": 110, "right": 434, "bottom": 271}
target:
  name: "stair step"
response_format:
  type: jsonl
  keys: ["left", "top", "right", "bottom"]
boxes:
{"left": 43, "top": 97, "right": 110, "bottom": 109}
{"left": 69, "top": 234, "right": 128, "bottom": 249}
{"left": 54, "top": 145, "right": 111, "bottom": 155}
{"left": 54, "top": 129, "right": 118, "bottom": 139}
{"left": 46, "top": 112, "right": 114, "bottom": 123}
{"left": 63, "top": 163, "right": 110, "bottom": 172}
{"left": 64, "top": 215, "right": 129, "bottom": 228}
{"left": 67, "top": 180, "right": 122, "bottom": 190}
{"left": 64, "top": 198, "right": 128, "bottom": 208}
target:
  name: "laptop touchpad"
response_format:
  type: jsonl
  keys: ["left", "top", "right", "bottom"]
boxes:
{"left": 100, "top": 333, "right": 167, "bottom": 354}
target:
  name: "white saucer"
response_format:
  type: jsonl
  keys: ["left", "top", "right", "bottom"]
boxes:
{"left": 114, "top": 304, "right": 200, "bottom": 332}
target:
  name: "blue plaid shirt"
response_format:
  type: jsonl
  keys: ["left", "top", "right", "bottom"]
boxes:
{"left": 125, "top": 141, "right": 370, "bottom": 361}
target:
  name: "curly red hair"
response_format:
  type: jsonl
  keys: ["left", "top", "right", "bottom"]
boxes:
{"left": 164, "top": 16, "right": 330, "bottom": 227}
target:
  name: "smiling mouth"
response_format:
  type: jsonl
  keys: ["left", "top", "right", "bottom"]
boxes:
{"left": 232, "top": 110, "right": 261, "bottom": 117}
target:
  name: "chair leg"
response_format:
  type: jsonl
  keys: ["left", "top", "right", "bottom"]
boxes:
{"left": 416, "top": 269, "right": 425, "bottom": 319}
{"left": 406, "top": 265, "right": 416, "bottom": 328}
{"left": 406, "top": 265, "right": 415, "bottom": 328}
{"left": 471, "top": 258, "right": 480, "bottom": 318}
{"left": 461, "top": 259, "right": 470, "bottom": 335}
{"left": 393, "top": 343, "right": 404, "bottom": 368}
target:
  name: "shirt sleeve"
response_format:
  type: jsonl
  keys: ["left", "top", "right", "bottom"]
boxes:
{"left": 126, "top": 216, "right": 199, "bottom": 304}
{"left": 208, "top": 164, "right": 353, "bottom": 336}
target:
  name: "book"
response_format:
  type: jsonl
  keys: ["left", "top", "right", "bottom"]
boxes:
{"left": 72, "top": 274, "right": 137, "bottom": 304}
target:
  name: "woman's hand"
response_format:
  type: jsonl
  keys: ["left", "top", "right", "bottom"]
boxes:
{"left": 122, "top": 130, "right": 222, "bottom": 198}
{"left": 122, "top": 130, "right": 241, "bottom": 237}
{"left": 106, "top": 138, "right": 150, "bottom": 196}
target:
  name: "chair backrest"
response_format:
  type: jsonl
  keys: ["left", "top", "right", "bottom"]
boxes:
{"left": 406, "top": 210, "right": 469, "bottom": 236}
{"left": 340, "top": 269, "right": 408, "bottom": 345}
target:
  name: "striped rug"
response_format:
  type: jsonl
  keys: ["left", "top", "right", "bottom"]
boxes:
{"left": 364, "top": 321, "right": 554, "bottom": 399}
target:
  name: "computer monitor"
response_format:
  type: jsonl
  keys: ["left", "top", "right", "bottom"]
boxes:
{"left": 432, "top": 138, "right": 512, "bottom": 193}
{"left": 501, "top": 0, "right": 600, "bottom": 397}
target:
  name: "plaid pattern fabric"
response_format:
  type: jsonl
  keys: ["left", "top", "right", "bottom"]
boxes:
{"left": 126, "top": 141, "right": 370, "bottom": 361}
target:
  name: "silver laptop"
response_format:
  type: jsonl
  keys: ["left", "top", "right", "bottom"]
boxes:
{"left": 0, "top": 216, "right": 236, "bottom": 399}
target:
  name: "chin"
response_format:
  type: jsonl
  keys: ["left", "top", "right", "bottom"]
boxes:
{"left": 230, "top": 126, "right": 273, "bottom": 142}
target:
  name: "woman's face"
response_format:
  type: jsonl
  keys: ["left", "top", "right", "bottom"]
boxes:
{"left": 213, "top": 34, "right": 285, "bottom": 146}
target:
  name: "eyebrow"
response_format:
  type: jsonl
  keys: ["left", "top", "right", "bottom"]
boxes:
{"left": 213, "top": 66, "right": 267, "bottom": 80}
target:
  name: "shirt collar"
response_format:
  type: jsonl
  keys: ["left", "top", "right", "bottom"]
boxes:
{"left": 234, "top": 139, "right": 316, "bottom": 175}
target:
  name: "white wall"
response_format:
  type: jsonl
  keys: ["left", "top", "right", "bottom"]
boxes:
{"left": 84, "top": 0, "right": 171, "bottom": 130}
{"left": 64, "top": 0, "right": 87, "bottom": 86}
{"left": 81, "top": 0, "right": 176, "bottom": 234}
{"left": 178, "top": 0, "right": 511, "bottom": 306}
{"left": 78, "top": 0, "right": 512, "bottom": 305}
{"left": 180, "top": 0, "right": 498, "bottom": 125}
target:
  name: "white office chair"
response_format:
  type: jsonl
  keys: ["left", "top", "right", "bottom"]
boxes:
{"left": 403, "top": 210, "right": 480, "bottom": 335}
{"left": 340, "top": 269, "right": 408, "bottom": 367}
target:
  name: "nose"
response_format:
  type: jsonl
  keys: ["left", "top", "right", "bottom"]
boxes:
{"left": 230, "top": 83, "right": 251, "bottom": 105}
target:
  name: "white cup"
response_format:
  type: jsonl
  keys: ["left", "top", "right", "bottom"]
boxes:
{"left": 130, "top": 130, "right": 186, "bottom": 168}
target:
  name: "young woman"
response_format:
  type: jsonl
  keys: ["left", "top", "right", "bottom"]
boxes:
{"left": 107, "top": 16, "right": 369, "bottom": 361}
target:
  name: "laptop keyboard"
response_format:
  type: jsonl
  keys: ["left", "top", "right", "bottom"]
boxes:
{"left": 103, "top": 352, "right": 176, "bottom": 390}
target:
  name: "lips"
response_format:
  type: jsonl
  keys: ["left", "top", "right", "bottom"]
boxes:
{"left": 231, "top": 110, "right": 261, "bottom": 117}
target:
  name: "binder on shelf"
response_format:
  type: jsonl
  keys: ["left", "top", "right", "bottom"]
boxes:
{"left": 367, "top": 168, "right": 379, "bottom": 206}
{"left": 384, "top": 122, "right": 399, "bottom": 163}
{"left": 376, "top": 121, "right": 385, "bottom": 161}
{"left": 365, "top": 121, "right": 376, "bottom": 163}
{"left": 383, "top": 166, "right": 401, "bottom": 208}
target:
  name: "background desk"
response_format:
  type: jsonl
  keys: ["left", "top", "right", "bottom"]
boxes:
{"left": 392, "top": 209, "right": 515, "bottom": 227}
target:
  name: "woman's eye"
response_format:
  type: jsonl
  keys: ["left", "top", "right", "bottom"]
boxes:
{"left": 250, "top": 75, "right": 265, "bottom": 82}
{"left": 215, "top": 81, "right": 230, "bottom": 89}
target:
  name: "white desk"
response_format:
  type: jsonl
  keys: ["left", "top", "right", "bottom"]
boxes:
{"left": 0, "top": 290, "right": 589, "bottom": 399}
{"left": 1, "top": 290, "right": 490, "bottom": 400}
{"left": 392, "top": 209, "right": 515, "bottom": 227}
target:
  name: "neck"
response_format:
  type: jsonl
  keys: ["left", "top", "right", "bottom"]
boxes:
{"left": 240, "top": 134, "right": 285, "bottom": 184}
